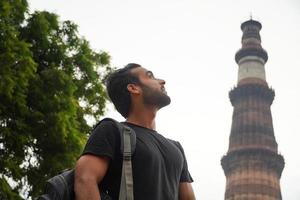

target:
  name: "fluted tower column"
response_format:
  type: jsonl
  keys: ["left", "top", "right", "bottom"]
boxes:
{"left": 221, "top": 19, "right": 284, "bottom": 200}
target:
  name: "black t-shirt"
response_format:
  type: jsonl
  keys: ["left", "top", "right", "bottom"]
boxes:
{"left": 82, "top": 120, "right": 193, "bottom": 200}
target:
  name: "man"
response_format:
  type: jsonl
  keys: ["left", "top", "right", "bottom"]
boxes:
{"left": 75, "top": 63, "right": 195, "bottom": 200}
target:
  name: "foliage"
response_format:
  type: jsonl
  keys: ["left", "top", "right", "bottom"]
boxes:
{"left": 0, "top": 1, "right": 111, "bottom": 199}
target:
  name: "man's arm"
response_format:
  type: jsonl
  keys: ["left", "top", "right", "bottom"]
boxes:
{"left": 179, "top": 182, "right": 196, "bottom": 200}
{"left": 74, "top": 154, "right": 110, "bottom": 200}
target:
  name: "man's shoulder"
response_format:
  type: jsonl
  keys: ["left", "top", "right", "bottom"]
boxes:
{"left": 166, "top": 138, "right": 179, "bottom": 145}
{"left": 89, "top": 118, "right": 122, "bottom": 139}
{"left": 166, "top": 138, "right": 185, "bottom": 152}
{"left": 93, "top": 118, "right": 121, "bottom": 131}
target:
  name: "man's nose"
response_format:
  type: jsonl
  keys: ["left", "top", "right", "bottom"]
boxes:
{"left": 158, "top": 79, "right": 166, "bottom": 85}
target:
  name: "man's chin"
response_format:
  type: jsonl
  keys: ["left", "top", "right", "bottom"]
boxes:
{"left": 157, "top": 96, "right": 171, "bottom": 109}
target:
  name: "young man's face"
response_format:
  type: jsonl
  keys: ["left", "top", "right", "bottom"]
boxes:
{"left": 130, "top": 67, "right": 171, "bottom": 109}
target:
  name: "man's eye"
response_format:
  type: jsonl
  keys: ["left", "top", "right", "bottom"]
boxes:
{"left": 147, "top": 73, "right": 155, "bottom": 79}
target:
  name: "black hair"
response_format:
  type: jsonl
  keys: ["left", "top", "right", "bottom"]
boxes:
{"left": 106, "top": 63, "right": 141, "bottom": 118}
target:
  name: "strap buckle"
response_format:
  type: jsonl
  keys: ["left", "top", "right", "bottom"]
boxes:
{"left": 123, "top": 152, "right": 131, "bottom": 161}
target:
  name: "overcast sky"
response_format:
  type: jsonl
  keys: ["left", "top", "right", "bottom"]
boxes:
{"left": 29, "top": 0, "right": 300, "bottom": 199}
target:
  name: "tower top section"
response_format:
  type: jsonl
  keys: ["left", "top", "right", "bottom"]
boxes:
{"left": 241, "top": 19, "right": 262, "bottom": 32}
{"left": 235, "top": 19, "right": 268, "bottom": 64}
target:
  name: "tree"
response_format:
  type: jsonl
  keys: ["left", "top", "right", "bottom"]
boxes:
{"left": 0, "top": 1, "right": 111, "bottom": 199}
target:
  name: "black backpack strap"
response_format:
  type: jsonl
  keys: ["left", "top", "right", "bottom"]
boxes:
{"left": 118, "top": 124, "right": 134, "bottom": 200}
{"left": 95, "top": 118, "right": 136, "bottom": 155}
{"left": 96, "top": 118, "right": 135, "bottom": 200}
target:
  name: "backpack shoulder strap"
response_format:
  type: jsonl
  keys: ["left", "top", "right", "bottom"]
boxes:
{"left": 95, "top": 118, "right": 136, "bottom": 155}
{"left": 97, "top": 118, "right": 135, "bottom": 200}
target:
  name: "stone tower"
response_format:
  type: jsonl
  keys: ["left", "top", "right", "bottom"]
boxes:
{"left": 221, "top": 19, "right": 284, "bottom": 200}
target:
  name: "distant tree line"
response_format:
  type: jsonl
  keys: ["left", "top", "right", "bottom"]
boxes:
{"left": 0, "top": 0, "right": 111, "bottom": 199}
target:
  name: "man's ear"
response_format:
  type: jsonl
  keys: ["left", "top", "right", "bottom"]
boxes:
{"left": 127, "top": 84, "right": 141, "bottom": 94}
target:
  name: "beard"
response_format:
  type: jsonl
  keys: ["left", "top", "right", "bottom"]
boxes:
{"left": 140, "top": 84, "right": 171, "bottom": 109}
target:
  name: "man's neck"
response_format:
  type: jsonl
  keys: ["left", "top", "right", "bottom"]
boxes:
{"left": 126, "top": 107, "right": 157, "bottom": 130}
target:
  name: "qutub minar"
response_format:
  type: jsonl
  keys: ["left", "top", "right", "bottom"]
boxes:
{"left": 221, "top": 19, "right": 285, "bottom": 199}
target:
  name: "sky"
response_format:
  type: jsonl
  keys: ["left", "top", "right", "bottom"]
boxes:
{"left": 29, "top": 0, "right": 300, "bottom": 199}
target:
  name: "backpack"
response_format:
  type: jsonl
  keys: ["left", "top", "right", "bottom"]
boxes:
{"left": 37, "top": 118, "right": 136, "bottom": 200}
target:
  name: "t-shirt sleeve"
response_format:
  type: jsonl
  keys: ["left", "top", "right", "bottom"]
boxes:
{"left": 174, "top": 141, "right": 194, "bottom": 183}
{"left": 81, "top": 120, "right": 120, "bottom": 160}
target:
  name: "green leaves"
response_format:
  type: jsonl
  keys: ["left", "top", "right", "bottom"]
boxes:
{"left": 0, "top": 1, "right": 111, "bottom": 199}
